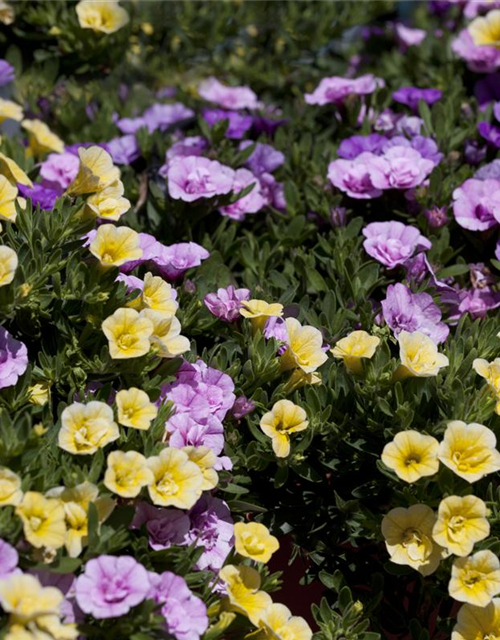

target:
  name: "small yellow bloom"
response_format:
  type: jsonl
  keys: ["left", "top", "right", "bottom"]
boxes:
{"left": 28, "top": 381, "right": 50, "bottom": 406}
{"left": 15, "top": 491, "right": 66, "bottom": 550}
{"left": 240, "top": 299, "right": 283, "bottom": 333}
{"left": 469, "top": 9, "right": 500, "bottom": 48}
{"left": 128, "top": 272, "right": 178, "bottom": 316}
{"left": 0, "top": 99, "right": 22, "bottom": 124}
{"left": 67, "top": 146, "right": 120, "bottom": 196}
{"left": 141, "top": 309, "right": 190, "bottom": 357}
{"left": 331, "top": 330, "right": 380, "bottom": 374}
{"left": 473, "top": 357, "right": 500, "bottom": 414}
{"left": 22, "top": 120, "right": 64, "bottom": 156}
{"left": 85, "top": 180, "right": 130, "bottom": 221}
{"left": 452, "top": 599, "right": 500, "bottom": 640}
{"left": 0, "top": 573, "right": 63, "bottom": 623}
{"left": 89, "top": 224, "right": 142, "bottom": 267}
{"left": 0, "top": 0, "right": 14, "bottom": 25}
{"left": 219, "top": 564, "right": 272, "bottom": 626}
{"left": 260, "top": 399, "right": 308, "bottom": 458}
{"left": 182, "top": 445, "right": 219, "bottom": 490}
{"left": 141, "top": 22, "right": 154, "bottom": 35}
{"left": 381, "top": 431, "right": 440, "bottom": 483}
{"left": 76, "top": 0, "right": 129, "bottom": 34}
{"left": 280, "top": 318, "right": 328, "bottom": 374}
{"left": 0, "top": 245, "right": 17, "bottom": 286}
{"left": 449, "top": 550, "right": 500, "bottom": 607}
{"left": 396, "top": 330, "right": 449, "bottom": 379}
{"left": 0, "top": 467, "right": 23, "bottom": 506}
{"left": 0, "top": 174, "right": 18, "bottom": 223}
{"left": 381, "top": 504, "right": 443, "bottom": 576}
{"left": 0, "top": 153, "right": 33, "bottom": 188}
{"left": 104, "top": 450, "right": 154, "bottom": 498}
{"left": 432, "top": 495, "right": 490, "bottom": 557}
{"left": 438, "top": 420, "right": 500, "bottom": 483}
{"left": 147, "top": 447, "right": 203, "bottom": 509}
{"left": 116, "top": 387, "right": 158, "bottom": 430}
{"left": 58, "top": 401, "right": 119, "bottom": 455}
{"left": 259, "top": 603, "right": 313, "bottom": 640}
{"left": 234, "top": 522, "right": 279, "bottom": 564}
{"left": 102, "top": 307, "right": 153, "bottom": 359}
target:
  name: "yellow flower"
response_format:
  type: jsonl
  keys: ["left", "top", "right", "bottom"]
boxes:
{"left": 0, "top": 245, "right": 17, "bottom": 286}
{"left": 432, "top": 495, "right": 490, "bottom": 557}
{"left": 473, "top": 357, "right": 500, "bottom": 413}
{"left": 449, "top": 550, "right": 500, "bottom": 607}
{"left": 89, "top": 224, "right": 142, "bottom": 267}
{"left": 116, "top": 387, "right": 158, "bottom": 430}
{"left": 395, "top": 330, "right": 449, "bottom": 379}
{"left": 15, "top": 492, "right": 66, "bottom": 550}
{"left": 0, "top": 573, "right": 63, "bottom": 623}
{"left": 76, "top": 0, "right": 129, "bottom": 34}
{"left": 58, "top": 400, "right": 119, "bottom": 455}
{"left": 0, "top": 0, "right": 14, "bottom": 25}
{"left": 147, "top": 447, "right": 203, "bottom": 509}
{"left": 240, "top": 299, "right": 283, "bottom": 333}
{"left": 141, "top": 309, "right": 190, "bottom": 357}
{"left": 260, "top": 399, "right": 308, "bottom": 458}
{"left": 0, "top": 175, "right": 18, "bottom": 223}
{"left": 21, "top": 120, "right": 64, "bottom": 156}
{"left": 102, "top": 307, "right": 153, "bottom": 359}
{"left": 381, "top": 431, "right": 440, "bottom": 483}
{"left": 0, "top": 467, "right": 23, "bottom": 506}
{"left": 452, "top": 599, "right": 500, "bottom": 640}
{"left": 330, "top": 330, "right": 380, "bottom": 374}
{"left": 0, "top": 153, "right": 33, "bottom": 188}
{"left": 234, "top": 522, "right": 279, "bottom": 564}
{"left": 141, "top": 22, "right": 154, "bottom": 35}
{"left": 438, "top": 420, "right": 500, "bottom": 482}
{"left": 104, "top": 450, "right": 154, "bottom": 498}
{"left": 219, "top": 564, "right": 272, "bottom": 626}
{"left": 280, "top": 318, "right": 328, "bottom": 374}
{"left": 469, "top": 9, "right": 500, "bottom": 48}
{"left": 85, "top": 180, "right": 130, "bottom": 221}
{"left": 128, "top": 272, "right": 178, "bottom": 316}
{"left": 259, "top": 603, "right": 313, "bottom": 640}
{"left": 67, "top": 146, "right": 120, "bottom": 196}
{"left": 28, "top": 382, "right": 50, "bottom": 406}
{"left": 0, "top": 99, "right": 23, "bottom": 124}
{"left": 381, "top": 504, "right": 443, "bottom": 576}
{"left": 182, "top": 445, "right": 219, "bottom": 490}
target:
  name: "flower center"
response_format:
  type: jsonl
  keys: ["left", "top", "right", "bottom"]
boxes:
{"left": 241, "top": 532, "right": 266, "bottom": 556}
{"left": 29, "top": 516, "right": 43, "bottom": 531}
{"left": 117, "top": 334, "right": 135, "bottom": 350}
{"left": 158, "top": 472, "right": 178, "bottom": 496}
{"left": 448, "top": 515, "right": 466, "bottom": 533}
{"left": 405, "top": 455, "right": 421, "bottom": 466}
{"left": 452, "top": 447, "right": 491, "bottom": 472}
{"left": 185, "top": 168, "right": 214, "bottom": 194}
{"left": 402, "top": 527, "right": 432, "bottom": 562}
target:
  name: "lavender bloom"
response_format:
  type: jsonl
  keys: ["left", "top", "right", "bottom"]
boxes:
{"left": 167, "top": 156, "right": 234, "bottom": 202}
{"left": 452, "top": 29, "right": 500, "bottom": 73}
{"left": 202, "top": 108, "right": 253, "bottom": 139}
{"left": 452, "top": 178, "right": 500, "bottom": 230}
{"left": 39, "top": 152, "right": 80, "bottom": 190}
{"left": 368, "top": 146, "right": 434, "bottom": 190}
{"left": 239, "top": 141, "right": 285, "bottom": 175}
{"left": 116, "top": 116, "right": 146, "bottom": 135}
{"left": 155, "top": 242, "right": 210, "bottom": 280}
{"left": 18, "top": 184, "right": 60, "bottom": 211}
{"left": 464, "top": 140, "right": 487, "bottom": 165}
{"left": 158, "top": 137, "right": 208, "bottom": 178}
{"left": 381, "top": 283, "right": 449, "bottom": 343}
{"left": 204, "top": 285, "right": 251, "bottom": 322}
{"left": 166, "top": 413, "right": 224, "bottom": 455}
{"left": 327, "top": 153, "right": 382, "bottom": 199}
{"left": 475, "top": 73, "right": 500, "bottom": 107}
{"left": 425, "top": 206, "right": 449, "bottom": 228}
{"left": 162, "top": 383, "right": 211, "bottom": 423}
{"left": 0, "top": 328, "right": 28, "bottom": 390}
{"left": 475, "top": 159, "right": 500, "bottom": 180}
{"left": 187, "top": 496, "right": 234, "bottom": 571}
{"left": 382, "top": 135, "right": 443, "bottom": 166}
{"left": 0, "top": 539, "right": 19, "bottom": 578}
{"left": 337, "top": 134, "right": 387, "bottom": 159}
{"left": 259, "top": 172, "right": 286, "bottom": 210}
{"left": 395, "top": 23, "right": 427, "bottom": 48}
{"left": 131, "top": 503, "right": 190, "bottom": 551}
{"left": 142, "top": 103, "right": 195, "bottom": 132}
{"left": 148, "top": 571, "right": 208, "bottom": 640}
{"left": 305, "top": 74, "right": 385, "bottom": 106}
{"left": 231, "top": 396, "right": 255, "bottom": 419}
{"left": 263, "top": 316, "right": 288, "bottom": 342}
{"left": 478, "top": 121, "right": 500, "bottom": 148}
{"left": 106, "top": 135, "right": 140, "bottom": 165}
{"left": 394, "top": 115, "right": 425, "bottom": 137}
{"left": 0, "top": 60, "right": 14, "bottom": 87}
{"left": 393, "top": 87, "right": 442, "bottom": 112}
{"left": 219, "top": 168, "right": 266, "bottom": 221}
{"left": 198, "top": 77, "right": 261, "bottom": 110}
{"left": 175, "top": 359, "right": 236, "bottom": 420}
{"left": 454, "top": 288, "right": 500, "bottom": 320}
{"left": 75, "top": 555, "right": 150, "bottom": 619}
{"left": 362, "top": 221, "right": 431, "bottom": 269}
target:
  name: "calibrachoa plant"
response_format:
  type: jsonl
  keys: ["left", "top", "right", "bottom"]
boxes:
{"left": 3, "top": 1, "right": 500, "bottom": 639}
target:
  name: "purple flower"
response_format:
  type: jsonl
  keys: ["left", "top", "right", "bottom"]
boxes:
{"left": 381, "top": 283, "right": 449, "bottom": 343}
{"left": 18, "top": 184, "right": 60, "bottom": 212}
{"left": 395, "top": 23, "right": 427, "bottom": 48}
{"left": 131, "top": 503, "right": 190, "bottom": 551}
{"left": 167, "top": 156, "right": 234, "bottom": 202}
{"left": 305, "top": 74, "right": 385, "bottom": 106}
{"left": 362, "top": 221, "right": 431, "bottom": 269}
{"left": 142, "top": 103, "right": 195, "bottom": 132}
{"left": 337, "top": 134, "right": 387, "bottom": 159}
{"left": 75, "top": 555, "right": 150, "bottom": 619}
{"left": 239, "top": 141, "right": 284, "bottom": 175}
{"left": 478, "top": 121, "right": 500, "bottom": 148}
{"left": 452, "top": 29, "right": 500, "bottom": 73}
{"left": 475, "top": 73, "right": 500, "bottom": 107}
{"left": 464, "top": 140, "right": 487, "bottom": 165}
{"left": 162, "top": 383, "right": 211, "bottom": 423}
{"left": 0, "top": 60, "right": 14, "bottom": 87}
{"left": 202, "top": 108, "right": 253, "bottom": 139}
{"left": 106, "top": 135, "right": 140, "bottom": 165}
{"left": 393, "top": 87, "right": 442, "bottom": 112}
{"left": 382, "top": 136, "right": 443, "bottom": 166}
{"left": 368, "top": 146, "right": 434, "bottom": 190}
{"left": 39, "top": 152, "right": 80, "bottom": 190}
{"left": 452, "top": 178, "right": 500, "bottom": 230}
{"left": 219, "top": 168, "right": 266, "bottom": 221}
{"left": 116, "top": 116, "right": 146, "bottom": 135}
{"left": 231, "top": 396, "right": 255, "bottom": 419}
{"left": 148, "top": 571, "right": 208, "bottom": 640}
{"left": 198, "top": 77, "right": 260, "bottom": 110}
{"left": 204, "top": 285, "right": 251, "bottom": 322}
{"left": 475, "top": 160, "right": 500, "bottom": 180}
{"left": 455, "top": 288, "right": 500, "bottom": 319}
{"left": 394, "top": 115, "right": 425, "bottom": 137}
{"left": 166, "top": 413, "right": 224, "bottom": 455}
{"left": 327, "top": 153, "right": 382, "bottom": 199}
{"left": 159, "top": 137, "right": 208, "bottom": 178}
{"left": 155, "top": 242, "right": 210, "bottom": 280}
{"left": 0, "top": 539, "right": 19, "bottom": 578}
{"left": 0, "top": 328, "right": 28, "bottom": 390}
{"left": 187, "top": 496, "right": 234, "bottom": 571}
{"left": 259, "top": 172, "right": 286, "bottom": 210}
{"left": 263, "top": 316, "right": 288, "bottom": 342}
{"left": 425, "top": 206, "right": 449, "bottom": 228}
